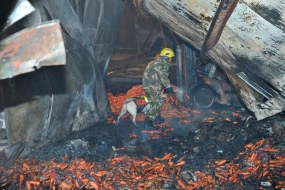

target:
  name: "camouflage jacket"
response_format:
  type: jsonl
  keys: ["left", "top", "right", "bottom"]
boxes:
{"left": 142, "top": 57, "right": 171, "bottom": 91}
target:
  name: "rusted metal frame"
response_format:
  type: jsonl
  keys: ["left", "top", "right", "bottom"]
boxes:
{"left": 140, "top": 30, "right": 153, "bottom": 49}
{"left": 148, "top": 33, "right": 159, "bottom": 52}
{"left": 169, "top": 29, "right": 182, "bottom": 50}
{"left": 140, "top": 18, "right": 153, "bottom": 49}
{"left": 200, "top": 0, "right": 239, "bottom": 58}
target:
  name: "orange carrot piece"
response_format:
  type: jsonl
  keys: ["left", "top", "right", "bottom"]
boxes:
{"left": 26, "top": 181, "right": 32, "bottom": 190}
{"left": 161, "top": 153, "right": 172, "bottom": 160}
{"left": 23, "top": 163, "right": 30, "bottom": 169}
{"left": 174, "top": 160, "right": 186, "bottom": 166}
{"left": 19, "top": 174, "right": 25, "bottom": 188}
{"left": 89, "top": 181, "right": 99, "bottom": 190}
{"left": 215, "top": 159, "right": 227, "bottom": 166}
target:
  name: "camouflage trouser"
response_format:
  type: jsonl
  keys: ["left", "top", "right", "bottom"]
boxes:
{"left": 144, "top": 88, "right": 163, "bottom": 121}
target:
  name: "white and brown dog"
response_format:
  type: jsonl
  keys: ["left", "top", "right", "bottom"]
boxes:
{"left": 116, "top": 93, "right": 167, "bottom": 127}
{"left": 116, "top": 97, "right": 150, "bottom": 127}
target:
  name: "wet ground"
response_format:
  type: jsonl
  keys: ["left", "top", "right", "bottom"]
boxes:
{"left": 2, "top": 52, "right": 285, "bottom": 189}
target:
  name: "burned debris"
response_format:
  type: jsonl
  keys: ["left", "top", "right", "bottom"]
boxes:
{"left": 1, "top": 0, "right": 285, "bottom": 189}
{"left": 1, "top": 85, "right": 285, "bottom": 189}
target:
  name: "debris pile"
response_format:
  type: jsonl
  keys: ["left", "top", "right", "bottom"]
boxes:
{"left": 1, "top": 138, "right": 285, "bottom": 189}
{"left": 210, "top": 138, "right": 285, "bottom": 189}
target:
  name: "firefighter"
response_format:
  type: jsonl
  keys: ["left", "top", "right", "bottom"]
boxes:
{"left": 142, "top": 47, "right": 175, "bottom": 129}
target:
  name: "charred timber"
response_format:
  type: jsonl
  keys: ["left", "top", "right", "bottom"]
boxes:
{"left": 200, "top": 0, "right": 239, "bottom": 58}
{"left": 139, "top": 0, "right": 285, "bottom": 120}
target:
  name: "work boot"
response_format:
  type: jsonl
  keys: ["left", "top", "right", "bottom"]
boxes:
{"left": 144, "top": 119, "right": 157, "bottom": 130}
{"left": 154, "top": 114, "right": 165, "bottom": 124}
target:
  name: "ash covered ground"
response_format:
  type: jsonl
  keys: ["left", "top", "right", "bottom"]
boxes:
{"left": 23, "top": 85, "right": 284, "bottom": 189}
{"left": 18, "top": 83, "right": 285, "bottom": 189}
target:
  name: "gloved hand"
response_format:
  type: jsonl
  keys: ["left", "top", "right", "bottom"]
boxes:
{"left": 164, "top": 87, "right": 174, "bottom": 93}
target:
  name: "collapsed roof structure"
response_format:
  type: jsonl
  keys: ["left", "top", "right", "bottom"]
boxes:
{"left": 134, "top": 0, "right": 285, "bottom": 121}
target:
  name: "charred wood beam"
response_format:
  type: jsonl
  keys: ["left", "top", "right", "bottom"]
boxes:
{"left": 200, "top": 0, "right": 239, "bottom": 59}
{"left": 133, "top": 0, "right": 152, "bottom": 19}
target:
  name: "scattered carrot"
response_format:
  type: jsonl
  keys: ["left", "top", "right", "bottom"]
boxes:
{"left": 26, "top": 181, "right": 31, "bottom": 190}
{"left": 89, "top": 181, "right": 99, "bottom": 190}
{"left": 29, "top": 180, "right": 40, "bottom": 186}
{"left": 244, "top": 142, "right": 253, "bottom": 150}
{"left": 215, "top": 159, "right": 227, "bottom": 166}
{"left": 0, "top": 91, "right": 285, "bottom": 190}
{"left": 23, "top": 163, "right": 30, "bottom": 169}
{"left": 19, "top": 174, "right": 25, "bottom": 188}
{"left": 177, "top": 179, "right": 188, "bottom": 189}
{"left": 174, "top": 160, "right": 186, "bottom": 167}
{"left": 263, "top": 148, "right": 278, "bottom": 152}
{"left": 161, "top": 153, "right": 172, "bottom": 160}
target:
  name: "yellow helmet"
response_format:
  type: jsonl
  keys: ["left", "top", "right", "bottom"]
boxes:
{"left": 160, "top": 48, "right": 175, "bottom": 58}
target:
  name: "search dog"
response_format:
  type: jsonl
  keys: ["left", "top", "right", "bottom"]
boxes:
{"left": 116, "top": 97, "right": 150, "bottom": 127}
